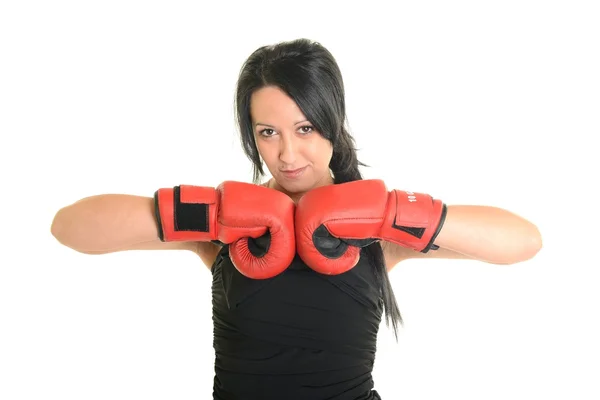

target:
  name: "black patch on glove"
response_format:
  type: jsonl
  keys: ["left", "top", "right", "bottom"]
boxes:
{"left": 173, "top": 186, "right": 209, "bottom": 232}
{"left": 247, "top": 231, "right": 271, "bottom": 258}
{"left": 312, "top": 224, "right": 377, "bottom": 259}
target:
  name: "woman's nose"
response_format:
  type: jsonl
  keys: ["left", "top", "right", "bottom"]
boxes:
{"left": 279, "top": 134, "right": 298, "bottom": 165}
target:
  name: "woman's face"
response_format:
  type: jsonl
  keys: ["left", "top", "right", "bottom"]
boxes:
{"left": 250, "top": 86, "right": 333, "bottom": 198}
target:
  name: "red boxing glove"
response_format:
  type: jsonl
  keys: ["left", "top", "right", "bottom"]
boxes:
{"left": 154, "top": 181, "right": 296, "bottom": 279}
{"left": 295, "top": 179, "right": 447, "bottom": 275}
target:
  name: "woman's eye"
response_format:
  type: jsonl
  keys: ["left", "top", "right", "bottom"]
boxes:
{"left": 260, "top": 128, "right": 275, "bottom": 136}
{"left": 300, "top": 125, "right": 314, "bottom": 134}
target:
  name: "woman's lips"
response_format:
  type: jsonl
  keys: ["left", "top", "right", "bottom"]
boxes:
{"left": 280, "top": 166, "right": 307, "bottom": 179}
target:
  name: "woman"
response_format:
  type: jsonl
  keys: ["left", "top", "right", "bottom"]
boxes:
{"left": 51, "top": 38, "right": 542, "bottom": 400}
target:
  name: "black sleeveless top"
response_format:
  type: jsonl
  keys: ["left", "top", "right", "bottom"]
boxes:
{"left": 210, "top": 245, "right": 384, "bottom": 400}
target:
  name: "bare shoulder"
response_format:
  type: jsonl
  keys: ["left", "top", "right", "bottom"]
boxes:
{"left": 381, "top": 241, "right": 474, "bottom": 271}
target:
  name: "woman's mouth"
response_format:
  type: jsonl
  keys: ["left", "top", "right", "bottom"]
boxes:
{"left": 280, "top": 166, "right": 307, "bottom": 179}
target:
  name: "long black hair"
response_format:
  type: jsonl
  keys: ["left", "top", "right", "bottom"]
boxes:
{"left": 233, "top": 38, "right": 402, "bottom": 338}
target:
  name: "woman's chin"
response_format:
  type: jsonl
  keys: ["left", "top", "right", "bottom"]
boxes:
{"left": 275, "top": 172, "right": 332, "bottom": 195}
{"left": 275, "top": 176, "right": 313, "bottom": 194}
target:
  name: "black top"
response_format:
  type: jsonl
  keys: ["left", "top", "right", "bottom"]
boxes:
{"left": 211, "top": 245, "right": 384, "bottom": 400}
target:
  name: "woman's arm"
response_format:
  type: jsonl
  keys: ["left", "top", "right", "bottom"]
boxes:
{"left": 50, "top": 194, "right": 220, "bottom": 268}
{"left": 383, "top": 205, "right": 542, "bottom": 270}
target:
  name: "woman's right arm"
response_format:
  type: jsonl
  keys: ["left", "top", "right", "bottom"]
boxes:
{"left": 50, "top": 194, "right": 221, "bottom": 269}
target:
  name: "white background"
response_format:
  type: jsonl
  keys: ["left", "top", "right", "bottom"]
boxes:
{"left": 1, "top": 0, "right": 598, "bottom": 399}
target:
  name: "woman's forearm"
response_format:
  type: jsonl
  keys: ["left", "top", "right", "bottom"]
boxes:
{"left": 433, "top": 205, "right": 542, "bottom": 264}
{"left": 51, "top": 194, "right": 160, "bottom": 254}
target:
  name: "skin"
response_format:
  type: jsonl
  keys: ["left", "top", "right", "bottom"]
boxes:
{"left": 250, "top": 85, "right": 334, "bottom": 203}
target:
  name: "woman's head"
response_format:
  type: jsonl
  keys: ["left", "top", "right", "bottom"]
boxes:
{"left": 234, "top": 38, "right": 364, "bottom": 197}
{"left": 249, "top": 85, "right": 334, "bottom": 196}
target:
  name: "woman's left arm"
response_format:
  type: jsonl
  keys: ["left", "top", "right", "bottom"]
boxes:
{"left": 383, "top": 205, "right": 543, "bottom": 269}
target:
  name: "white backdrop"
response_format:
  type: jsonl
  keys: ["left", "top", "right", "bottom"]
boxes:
{"left": 1, "top": 1, "right": 598, "bottom": 399}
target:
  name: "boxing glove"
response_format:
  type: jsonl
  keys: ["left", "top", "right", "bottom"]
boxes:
{"left": 295, "top": 179, "right": 447, "bottom": 275}
{"left": 154, "top": 181, "right": 296, "bottom": 279}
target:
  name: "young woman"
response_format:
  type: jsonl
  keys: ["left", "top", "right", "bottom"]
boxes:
{"left": 51, "top": 38, "right": 542, "bottom": 400}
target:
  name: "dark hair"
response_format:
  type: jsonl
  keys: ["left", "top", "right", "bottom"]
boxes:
{"left": 233, "top": 38, "right": 403, "bottom": 338}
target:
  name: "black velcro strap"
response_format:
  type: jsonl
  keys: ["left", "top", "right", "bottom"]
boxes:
{"left": 421, "top": 204, "right": 447, "bottom": 253}
{"left": 153, "top": 190, "right": 165, "bottom": 241}
{"left": 173, "top": 186, "right": 210, "bottom": 232}
{"left": 391, "top": 222, "right": 425, "bottom": 239}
